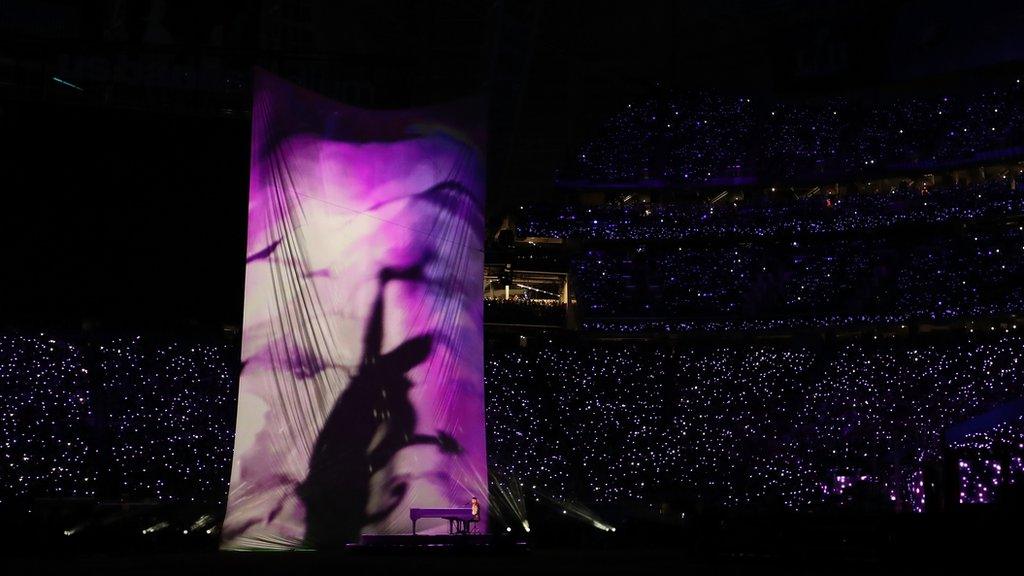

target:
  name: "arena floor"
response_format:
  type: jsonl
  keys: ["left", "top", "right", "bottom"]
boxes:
{"left": 5, "top": 546, "right": 1008, "bottom": 576}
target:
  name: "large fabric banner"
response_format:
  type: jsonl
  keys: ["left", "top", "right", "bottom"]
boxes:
{"left": 222, "top": 70, "right": 487, "bottom": 549}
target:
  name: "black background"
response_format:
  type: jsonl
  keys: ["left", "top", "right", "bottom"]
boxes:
{"left": 2, "top": 0, "right": 1023, "bottom": 330}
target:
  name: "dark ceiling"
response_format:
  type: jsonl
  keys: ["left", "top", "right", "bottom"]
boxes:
{"left": 2, "top": 0, "right": 1023, "bottom": 330}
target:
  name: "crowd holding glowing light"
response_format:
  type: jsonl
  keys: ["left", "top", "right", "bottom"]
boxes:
{"left": 1, "top": 332, "right": 1023, "bottom": 514}
{"left": 486, "top": 338, "right": 1024, "bottom": 512}
{"left": 950, "top": 417, "right": 1024, "bottom": 505}
{"left": 571, "top": 223, "right": 1024, "bottom": 331}
{"left": 568, "top": 80, "right": 1024, "bottom": 183}
{"left": 484, "top": 146, "right": 1024, "bottom": 513}
{"left": 6, "top": 156, "right": 1024, "bottom": 517}
{"left": 0, "top": 334, "right": 93, "bottom": 502}
{"left": 0, "top": 335, "right": 235, "bottom": 504}
{"left": 518, "top": 179, "right": 1024, "bottom": 241}
{"left": 485, "top": 298, "right": 566, "bottom": 326}
{"left": 500, "top": 175, "right": 1024, "bottom": 334}
{"left": 98, "top": 337, "right": 236, "bottom": 502}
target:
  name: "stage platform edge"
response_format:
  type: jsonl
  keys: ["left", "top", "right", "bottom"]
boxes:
{"left": 350, "top": 534, "right": 527, "bottom": 553}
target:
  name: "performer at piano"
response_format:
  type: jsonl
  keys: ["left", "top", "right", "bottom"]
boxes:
{"left": 463, "top": 496, "right": 481, "bottom": 533}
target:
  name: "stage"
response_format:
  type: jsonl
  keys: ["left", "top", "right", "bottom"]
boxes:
{"left": 357, "top": 534, "right": 491, "bottom": 546}
{"left": 4, "top": 546, "right": 985, "bottom": 576}
{"left": 349, "top": 533, "right": 527, "bottom": 554}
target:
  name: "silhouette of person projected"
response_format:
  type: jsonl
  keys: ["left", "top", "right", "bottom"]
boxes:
{"left": 297, "top": 262, "right": 462, "bottom": 547}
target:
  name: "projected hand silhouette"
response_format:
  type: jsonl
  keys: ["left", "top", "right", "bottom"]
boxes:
{"left": 297, "top": 261, "right": 462, "bottom": 547}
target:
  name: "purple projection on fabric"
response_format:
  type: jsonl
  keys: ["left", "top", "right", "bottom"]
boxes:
{"left": 222, "top": 70, "right": 487, "bottom": 550}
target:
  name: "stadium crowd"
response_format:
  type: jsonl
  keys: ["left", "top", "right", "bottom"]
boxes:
{"left": 569, "top": 79, "right": 1024, "bottom": 182}
{"left": 517, "top": 178, "right": 1023, "bottom": 241}
{"left": 4, "top": 330, "right": 1022, "bottom": 515}
{"left": 0, "top": 334, "right": 94, "bottom": 501}
{"left": 487, "top": 335, "right": 1024, "bottom": 512}
{"left": 97, "top": 337, "right": 236, "bottom": 502}
{"left": 5, "top": 96, "right": 1024, "bottom": 517}
{"left": 0, "top": 334, "right": 235, "bottom": 505}
{"left": 951, "top": 416, "right": 1024, "bottom": 506}
{"left": 485, "top": 297, "right": 566, "bottom": 326}
{"left": 572, "top": 225, "right": 1024, "bottom": 331}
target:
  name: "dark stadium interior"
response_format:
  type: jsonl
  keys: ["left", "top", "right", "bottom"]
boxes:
{"left": 4, "top": 1, "right": 1024, "bottom": 574}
